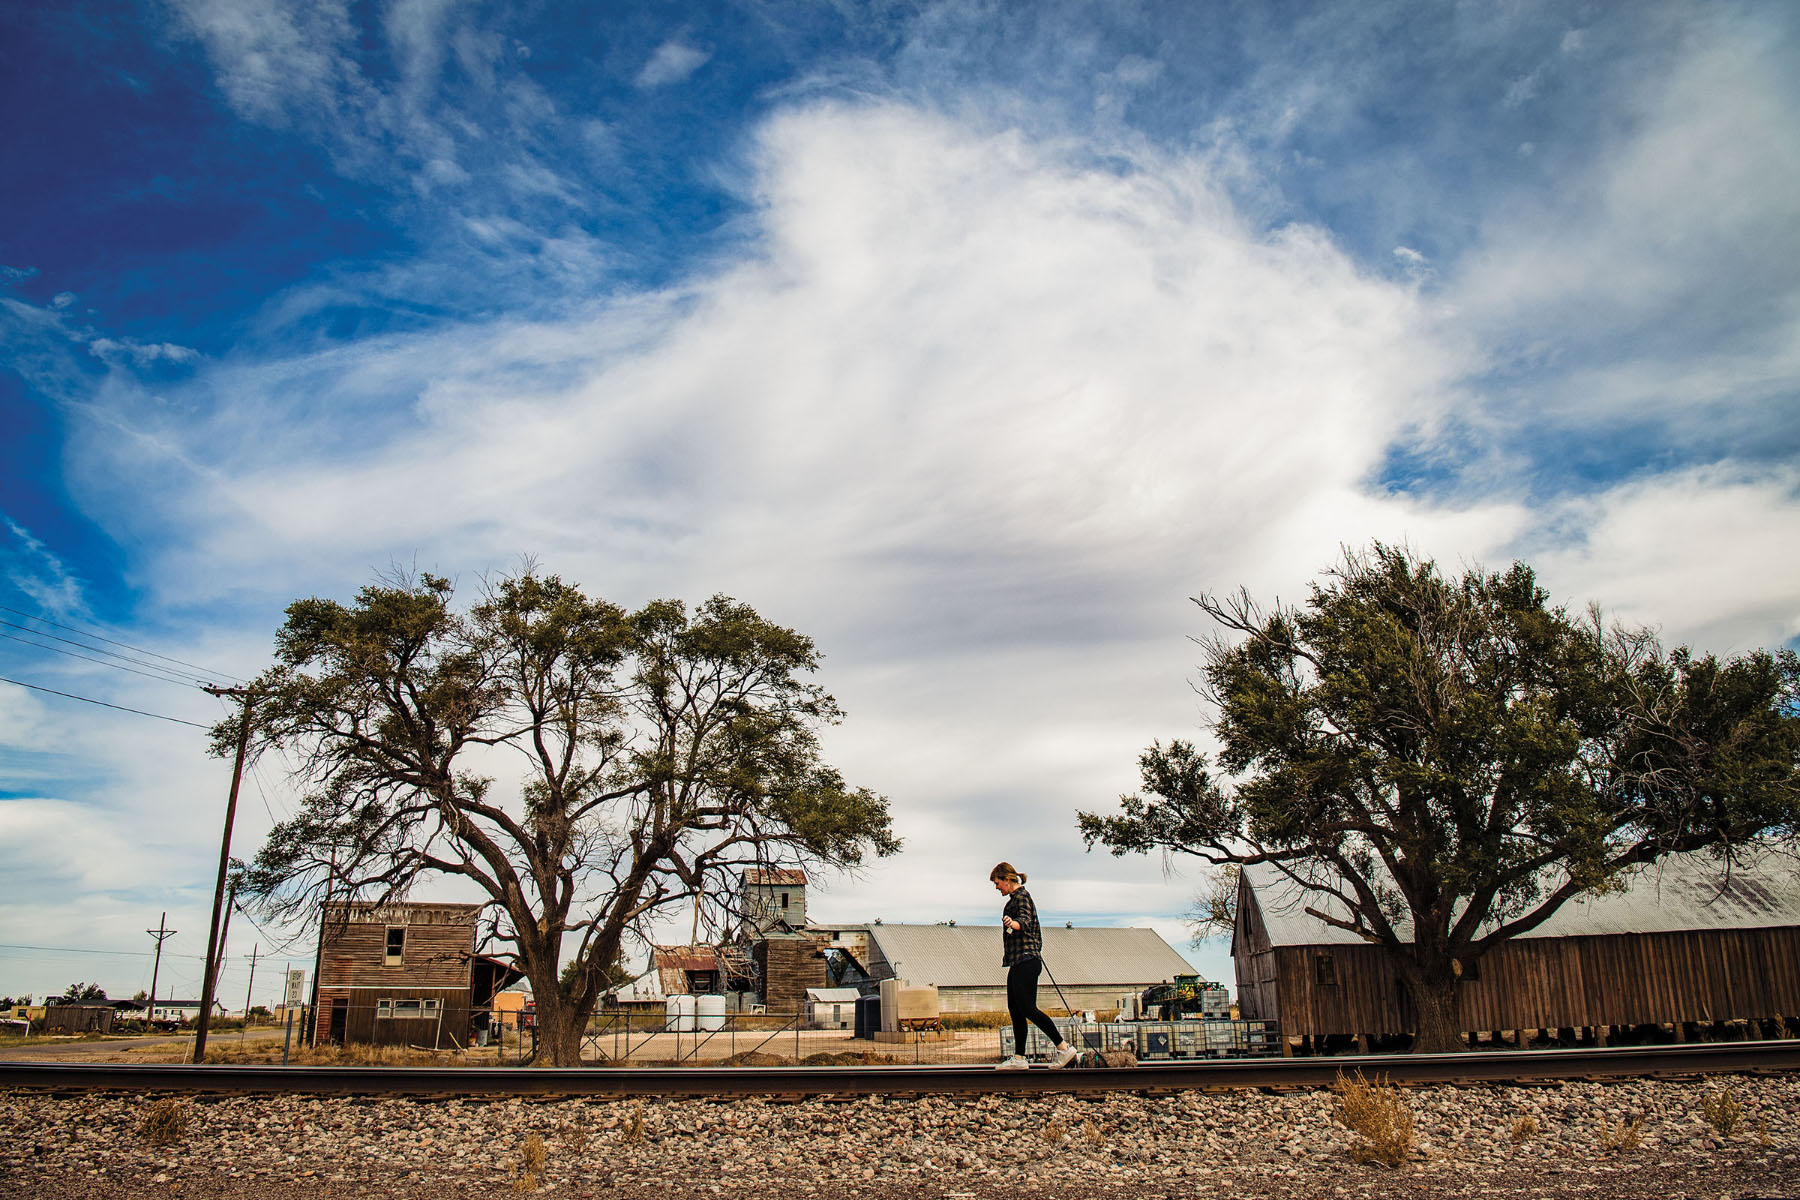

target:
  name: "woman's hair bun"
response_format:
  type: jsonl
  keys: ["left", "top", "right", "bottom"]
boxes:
{"left": 990, "top": 861, "right": 1025, "bottom": 884}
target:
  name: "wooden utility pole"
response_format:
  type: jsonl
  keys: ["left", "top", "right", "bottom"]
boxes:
{"left": 145, "top": 912, "right": 175, "bottom": 1031}
{"left": 240, "top": 944, "right": 259, "bottom": 1039}
{"left": 194, "top": 685, "right": 255, "bottom": 1063}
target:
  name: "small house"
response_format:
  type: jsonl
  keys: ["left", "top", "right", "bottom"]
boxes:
{"left": 312, "top": 900, "right": 522, "bottom": 1048}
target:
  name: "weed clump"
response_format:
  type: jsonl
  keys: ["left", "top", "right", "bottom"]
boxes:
{"left": 1330, "top": 1070, "right": 1414, "bottom": 1167}
{"left": 1040, "top": 1118, "right": 1067, "bottom": 1144}
{"left": 1702, "top": 1088, "right": 1743, "bottom": 1138}
{"left": 511, "top": 1132, "right": 547, "bottom": 1193}
{"left": 138, "top": 1098, "right": 188, "bottom": 1147}
{"left": 1596, "top": 1115, "right": 1644, "bottom": 1154}
{"left": 1510, "top": 1114, "right": 1538, "bottom": 1145}
{"left": 1082, "top": 1119, "right": 1105, "bottom": 1147}
{"left": 621, "top": 1104, "right": 646, "bottom": 1145}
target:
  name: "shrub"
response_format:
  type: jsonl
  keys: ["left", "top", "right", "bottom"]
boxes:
{"left": 512, "top": 1132, "right": 547, "bottom": 1193}
{"left": 139, "top": 1099, "right": 187, "bottom": 1147}
{"left": 1701, "top": 1089, "right": 1743, "bottom": 1138}
{"left": 1330, "top": 1070, "right": 1414, "bottom": 1167}
{"left": 622, "top": 1104, "right": 646, "bottom": 1146}
{"left": 1596, "top": 1115, "right": 1644, "bottom": 1154}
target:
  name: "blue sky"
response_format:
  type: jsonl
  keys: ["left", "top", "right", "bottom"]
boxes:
{"left": 3, "top": 0, "right": 1798, "bottom": 1004}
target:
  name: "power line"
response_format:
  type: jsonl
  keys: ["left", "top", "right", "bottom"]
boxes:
{"left": 0, "top": 617, "right": 215, "bottom": 684}
{"left": 0, "top": 628, "right": 203, "bottom": 688}
{"left": 0, "top": 604, "right": 247, "bottom": 685}
{"left": 0, "top": 674, "right": 211, "bottom": 728}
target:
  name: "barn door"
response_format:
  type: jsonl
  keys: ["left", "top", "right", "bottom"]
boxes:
{"left": 328, "top": 997, "right": 348, "bottom": 1044}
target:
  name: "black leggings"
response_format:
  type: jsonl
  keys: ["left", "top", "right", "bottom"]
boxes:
{"left": 1007, "top": 957, "right": 1063, "bottom": 1054}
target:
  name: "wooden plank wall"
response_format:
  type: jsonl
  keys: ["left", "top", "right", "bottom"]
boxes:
{"left": 314, "top": 904, "right": 479, "bottom": 1045}
{"left": 1253, "top": 927, "right": 1800, "bottom": 1038}
{"left": 757, "top": 938, "right": 828, "bottom": 1015}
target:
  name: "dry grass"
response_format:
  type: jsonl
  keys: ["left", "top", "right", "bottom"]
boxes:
{"left": 1040, "top": 1118, "right": 1067, "bottom": 1144}
{"left": 1082, "top": 1119, "right": 1105, "bottom": 1147}
{"left": 510, "top": 1132, "right": 548, "bottom": 1193}
{"left": 1596, "top": 1115, "right": 1644, "bottom": 1154}
{"left": 622, "top": 1104, "right": 646, "bottom": 1146}
{"left": 1510, "top": 1114, "right": 1538, "bottom": 1145}
{"left": 558, "top": 1122, "right": 589, "bottom": 1156}
{"left": 1701, "top": 1088, "right": 1744, "bottom": 1138}
{"left": 1330, "top": 1070, "right": 1415, "bottom": 1167}
{"left": 139, "top": 1098, "right": 188, "bottom": 1147}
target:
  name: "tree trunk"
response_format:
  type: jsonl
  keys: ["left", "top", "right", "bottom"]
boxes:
{"left": 532, "top": 998, "right": 589, "bottom": 1067}
{"left": 1404, "top": 968, "right": 1464, "bottom": 1054}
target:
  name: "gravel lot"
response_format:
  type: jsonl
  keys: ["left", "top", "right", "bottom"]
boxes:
{"left": 5, "top": 1073, "right": 1797, "bottom": 1199}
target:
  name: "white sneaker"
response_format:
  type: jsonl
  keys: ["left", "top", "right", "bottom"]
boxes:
{"left": 995, "top": 1055, "right": 1030, "bottom": 1070}
{"left": 1048, "top": 1044, "right": 1079, "bottom": 1069}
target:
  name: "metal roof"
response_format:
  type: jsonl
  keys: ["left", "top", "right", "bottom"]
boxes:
{"left": 743, "top": 868, "right": 808, "bottom": 886}
{"left": 805, "top": 987, "right": 862, "bottom": 1002}
{"left": 863, "top": 924, "right": 1197, "bottom": 990}
{"left": 1243, "top": 850, "right": 1800, "bottom": 948}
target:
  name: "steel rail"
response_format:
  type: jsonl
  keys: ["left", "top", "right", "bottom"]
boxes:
{"left": 4, "top": 1041, "right": 1797, "bottom": 1098}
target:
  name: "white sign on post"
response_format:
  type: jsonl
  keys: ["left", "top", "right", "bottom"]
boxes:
{"left": 284, "top": 970, "right": 306, "bottom": 1008}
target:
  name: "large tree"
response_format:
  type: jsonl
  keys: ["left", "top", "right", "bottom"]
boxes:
{"left": 1080, "top": 544, "right": 1800, "bottom": 1052}
{"left": 227, "top": 569, "right": 898, "bottom": 1065}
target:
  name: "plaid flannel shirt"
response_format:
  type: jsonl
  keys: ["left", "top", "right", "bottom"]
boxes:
{"left": 1001, "top": 887, "right": 1043, "bottom": 966}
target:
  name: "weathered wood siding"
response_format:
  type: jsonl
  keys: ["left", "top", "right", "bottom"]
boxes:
{"left": 312, "top": 902, "right": 479, "bottom": 1046}
{"left": 1239, "top": 927, "right": 1800, "bottom": 1038}
{"left": 756, "top": 938, "right": 828, "bottom": 1015}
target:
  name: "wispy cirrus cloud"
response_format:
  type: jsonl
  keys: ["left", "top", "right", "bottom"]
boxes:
{"left": 635, "top": 38, "right": 711, "bottom": 88}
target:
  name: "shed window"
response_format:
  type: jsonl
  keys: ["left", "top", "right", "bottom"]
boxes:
{"left": 385, "top": 927, "right": 405, "bottom": 965}
{"left": 780, "top": 892, "right": 790, "bottom": 910}
{"left": 1314, "top": 953, "right": 1338, "bottom": 987}
{"left": 1461, "top": 956, "right": 1481, "bottom": 982}
{"left": 393, "top": 998, "right": 423, "bottom": 1017}
{"left": 421, "top": 999, "right": 440, "bottom": 1015}
{"left": 376, "top": 998, "right": 392, "bottom": 1018}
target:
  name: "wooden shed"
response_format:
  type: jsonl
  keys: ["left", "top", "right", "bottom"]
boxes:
{"left": 1234, "top": 851, "right": 1800, "bottom": 1047}
{"left": 43, "top": 1004, "right": 114, "bottom": 1034}
{"left": 312, "top": 900, "right": 518, "bottom": 1048}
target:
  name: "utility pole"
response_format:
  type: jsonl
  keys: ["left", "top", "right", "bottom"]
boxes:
{"left": 194, "top": 685, "right": 256, "bottom": 1063}
{"left": 145, "top": 913, "right": 175, "bottom": 1033}
{"left": 240, "top": 944, "right": 259, "bottom": 1039}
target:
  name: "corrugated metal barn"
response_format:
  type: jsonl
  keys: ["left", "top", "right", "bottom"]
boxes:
{"left": 853, "top": 924, "right": 1198, "bottom": 1013}
{"left": 1234, "top": 851, "right": 1800, "bottom": 1046}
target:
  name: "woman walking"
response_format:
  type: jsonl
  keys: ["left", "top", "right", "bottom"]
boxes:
{"left": 991, "top": 862, "right": 1078, "bottom": 1069}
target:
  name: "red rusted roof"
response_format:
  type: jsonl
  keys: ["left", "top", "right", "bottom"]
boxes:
{"left": 743, "top": 868, "right": 808, "bottom": 886}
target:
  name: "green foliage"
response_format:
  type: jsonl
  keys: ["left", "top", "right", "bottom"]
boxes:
{"left": 59, "top": 982, "right": 107, "bottom": 1003}
{"left": 1080, "top": 543, "right": 1800, "bottom": 1050}
{"left": 228, "top": 566, "right": 897, "bottom": 1064}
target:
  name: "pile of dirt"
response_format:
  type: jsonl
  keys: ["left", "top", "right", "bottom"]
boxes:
{"left": 712, "top": 1051, "right": 794, "bottom": 1067}
{"left": 799, "top": 1051, "right": 903, "bottom": 1066}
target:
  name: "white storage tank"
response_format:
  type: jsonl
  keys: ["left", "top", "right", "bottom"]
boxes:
{"left": 697, "top": 994, "right": 726, "bottom": 1032}
{"left": 665, "top": 994, "right": 697, "bottom": 1032}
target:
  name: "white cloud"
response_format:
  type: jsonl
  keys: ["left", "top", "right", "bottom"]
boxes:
{"left": 635, "top": 38, "right": 710, "bottom": 88}
{"left": 3, "top": 519, "right": 91, "bottom": 619}
{"left": 1523, "top": 466, "right": 1800, "bottom": 651}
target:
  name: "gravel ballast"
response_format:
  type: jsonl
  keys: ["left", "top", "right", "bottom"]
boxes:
{"left": 4, "top": 1073, "right": 1797, "bottom": 1199}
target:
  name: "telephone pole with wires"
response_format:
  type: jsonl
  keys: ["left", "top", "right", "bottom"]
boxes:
{"left": 193, "top": 684, "right": 257, "bottom": 1063}
{"left": 145, "top": 912, "right": 175, "bottom": 1033}
{"left": 241, "top": 944, "right": 259, "bottom": 1038}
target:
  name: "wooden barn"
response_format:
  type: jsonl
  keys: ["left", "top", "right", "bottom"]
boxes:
{"left": 312, "top": 901, "right": 522, "bottom": 1048}
{"left": 1234, "top": 851, "right": 1800, "bottom": 1050}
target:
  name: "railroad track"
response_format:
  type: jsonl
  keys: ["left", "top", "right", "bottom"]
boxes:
{"left": 4, "top": 1041, "right": 1797, "bottom": 1098}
